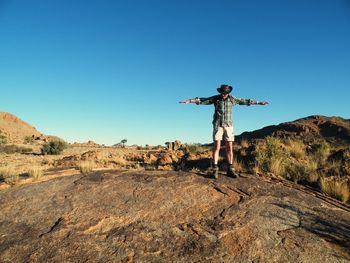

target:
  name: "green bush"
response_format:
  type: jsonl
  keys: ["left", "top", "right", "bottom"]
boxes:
{"left": 41, "top": 140, "right": 68, "bottom": 155}
{"left": 285, "top": 163, "right": 315, "bottom": 183}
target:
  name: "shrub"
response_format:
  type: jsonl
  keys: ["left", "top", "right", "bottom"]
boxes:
{"left": 78, "top": 161, "right": 95, "bottom": 174}
{"left": 0, "top": 131, "right": 7, "bottom": 145}
{"left": 41, "top": 140, "right": 68, "bottom": 155}
{"left": 320, "top": 177, "right": 350, "bottom": 203}
{"left": 256, "top": 136, "right": 289, "bottom": 175}
{"left": 285, "top": 163, "right": 313, "bottom": 183}
{"left": 284, "top": 154, "right": 319, "bottom": 183}
{"left": 0, "top": 145, "right": 32, "bottom": 154}
{"left": 28, "top": 166, "right": 43, "bottom": 180}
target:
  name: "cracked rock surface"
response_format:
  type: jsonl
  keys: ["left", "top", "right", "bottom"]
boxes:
{"left": 0, "top": 170, "right": 350, "bottom": 262}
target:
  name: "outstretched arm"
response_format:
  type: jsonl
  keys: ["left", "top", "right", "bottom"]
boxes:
{"left": 249, "top": 100, "right": 269, "bottom": 105}
{"left": 233, "top": 97, "right": 269, "bottom": 106}
{"left": 179, "top": 95, "right": 217, "bottom": 105}
{"left": 179, "top": 98, "right": 201, "bottom": 104}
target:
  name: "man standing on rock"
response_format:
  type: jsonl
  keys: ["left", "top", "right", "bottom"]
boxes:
{"left": 180, "top": 84, "right": 269, "bottom": 179}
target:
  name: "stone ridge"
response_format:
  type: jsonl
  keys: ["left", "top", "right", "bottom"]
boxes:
{"left": 0, "top": 170, "right": 349, "bottom": 262}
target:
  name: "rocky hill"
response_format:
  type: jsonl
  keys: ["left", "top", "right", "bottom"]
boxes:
{"left": 236, "top": 115, "right": 350, "bottom": 146}
{"left": 0, "top": 112, "right": 41, "bottom": 144}
{"left": 0, "top": 170, "right": 349, "bottom": 262}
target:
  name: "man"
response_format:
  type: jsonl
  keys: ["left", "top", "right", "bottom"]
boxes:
{"left": 179, "top": 84, "right": 269, "bottom": 179}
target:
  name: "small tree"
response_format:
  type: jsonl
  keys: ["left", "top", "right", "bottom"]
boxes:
{"left": 121, "top": 139, "right": 127, "bottom": 148}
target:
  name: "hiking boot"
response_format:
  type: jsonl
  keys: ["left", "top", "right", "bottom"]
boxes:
{"left": 212, "top": 165, "right": 219, "bottom": 179}
{"left": 227, "top": 165, "right": 239, "bottom": 178}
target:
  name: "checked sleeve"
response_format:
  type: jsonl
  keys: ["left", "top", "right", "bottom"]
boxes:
{"left": 197, "top": 95, "right": 219, "bottom": 105}
{"left": 232, "top": 97, "right": 255, "bottom": 106}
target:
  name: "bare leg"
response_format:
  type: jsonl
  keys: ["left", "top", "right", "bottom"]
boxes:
{"left": 213, "top": 140, "right": 221, "bottom": 165}
{"left": 226, "top": 141, "right": 233, "bottom": 165}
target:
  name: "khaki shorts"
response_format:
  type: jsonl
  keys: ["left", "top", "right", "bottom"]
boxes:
{"left": 213, "top": 126, "right": 234, "bottom": 141}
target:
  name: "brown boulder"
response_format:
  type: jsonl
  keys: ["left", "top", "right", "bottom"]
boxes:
{"left": 143, "top": 153, "right": 158, "bottom": 164}
{"left": 158, "top": 153, "right": 173, "bottom": 166}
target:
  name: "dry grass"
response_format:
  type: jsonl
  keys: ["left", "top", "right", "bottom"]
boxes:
{"left": 28, "top": 166, "right": 43, "bottom": 181}
{"left": 0, "top": 166, "right": 13, "bottom": 179}
{"left": 251, "top": 165, "right": 260, "bottom": 175}
{"left": 308, "top": 172, "right": 320, "bottom": 183}
{"left": 285, "top": 139, "right": 305, "bottom": 159}
{"left": 78, "top": 161, "right": 95, "bottom": 174}
{"left": 312, "top": 140, "right": 330, "bottom": 164}
{"left": 269, "top": 158, "right": 287, "bottom": 175}
{"left": 255, "top": 137, "right": 288, "bottom": 176}
{"left": 41, "top": 156, "right": 54, "bottom": 166}
{"left": 232, "top": 157, "right": 244, "bottom": 173}
{"left": 0, "top": 166, "right": 19, "bottom": 185}
{"left": 306, "top": 158, "right": 319, "bottom": 183}
{"left": 320, "top": 177, "right": 350, "bottom": 203}
{"left": 325, "top": 160, "right": 343, "bottom": 176}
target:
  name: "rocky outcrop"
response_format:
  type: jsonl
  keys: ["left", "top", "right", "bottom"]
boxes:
{"left": 53, "top": 150, "right": 134, "bottom": 169}
{"left": 0, "top": 170, "right": 349, "bottom": 262}
{"left": 237, "top": 115, "right": 350, "bottom": 146}
{"left": 72, "top": 140, "right": 102, "bottom": 147}
{"left": 167, "top": 140, "right": 183, "bottom": 151}
{"left": 0, "top": 112, "right": 41, "bottom": 143}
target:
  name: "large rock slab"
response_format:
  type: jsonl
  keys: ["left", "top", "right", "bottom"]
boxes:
{"left": 0, "top": 170, "right": 349, "bottom": 262}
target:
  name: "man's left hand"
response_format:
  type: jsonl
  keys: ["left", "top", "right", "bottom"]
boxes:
{"left": 259, "top": 101, "right": 269, "bottom": 105}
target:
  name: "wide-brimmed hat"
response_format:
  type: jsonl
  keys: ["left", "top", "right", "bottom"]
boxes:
{"left": 217, "top": 84, "right": 233, "bottom": 94}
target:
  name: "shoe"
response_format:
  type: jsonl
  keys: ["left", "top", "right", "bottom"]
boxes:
{"left": 227, "top": 165, "right": 239, "bottom": 178}
{"left": 213, "top": 166, "right": 219, "bottom": 179}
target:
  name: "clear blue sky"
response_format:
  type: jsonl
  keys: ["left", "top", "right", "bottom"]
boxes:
{"left": 1, "top": 0, "right": 349, "bottom": 146}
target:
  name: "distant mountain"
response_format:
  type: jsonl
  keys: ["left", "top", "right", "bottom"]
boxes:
{"left": 236, "top": 115, "right": 350, "bottom": 146}
{"left": 0, "top": 112, "right": 42, "bottom": 144}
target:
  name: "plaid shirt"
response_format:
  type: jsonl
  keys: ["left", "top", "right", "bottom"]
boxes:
{"left": 197, "top": 95, "right": 254, "bottom": 128}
